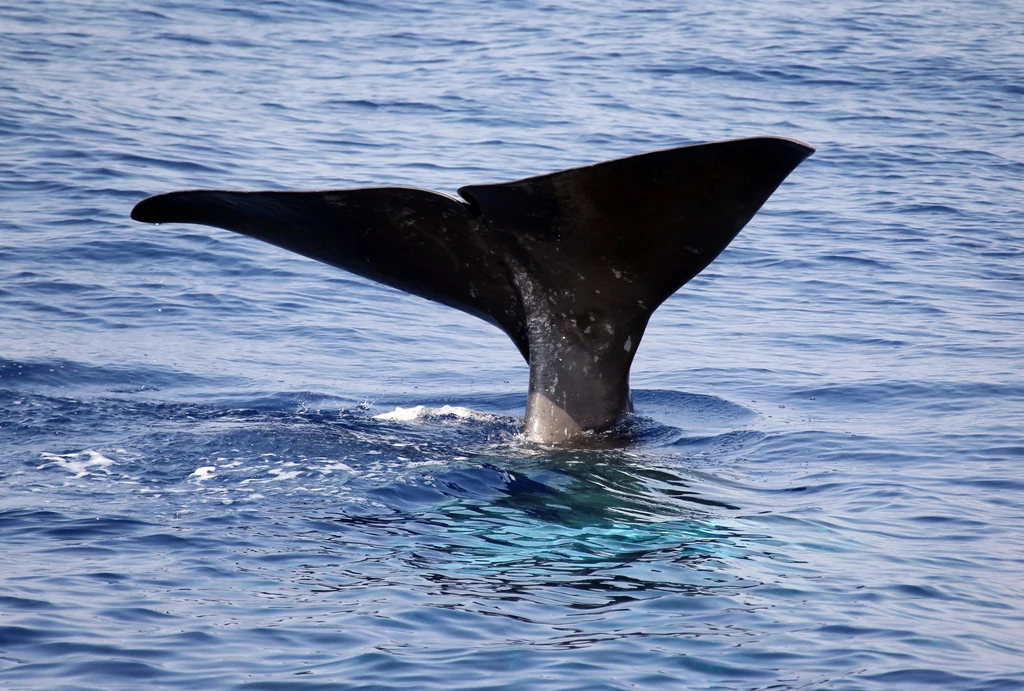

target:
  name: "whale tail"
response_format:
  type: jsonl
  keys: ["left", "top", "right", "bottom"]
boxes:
{"left": 132, "top": 136, "right": 813, "bottom": 443}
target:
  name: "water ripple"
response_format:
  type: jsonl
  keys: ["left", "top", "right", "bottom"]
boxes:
{"left": 3, "top": 0, "right": 1024, "bottom": 688}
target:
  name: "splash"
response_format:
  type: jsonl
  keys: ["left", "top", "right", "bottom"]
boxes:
{"left": 188, "top": 466, "right": 216, "bottom": 481}
{"left": 38, "top": 449, "right": 116, "bottom": 478}
{"left": 374, "top": 404, "right": 498, "bottom": 423}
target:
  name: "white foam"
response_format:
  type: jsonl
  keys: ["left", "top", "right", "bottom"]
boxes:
{"left": 318, "top": 462, "right": 354, "bottom": 475}
{"left": 406, "top": 460, "right": 446, "bottom": 468}
{"left": 268, "top": 468, "right": 302, "bottom": 481}
{"left": 375, "top": 405, "right": 428, "bottom": 421}
{"left": 38, "top": 450, "right": 116, "bottom": 478}
{"left": 374, "top": 404, "right": 495, "bottom": 423}
{"left": 188, "top": 466, "right": 216, "bottom": 481}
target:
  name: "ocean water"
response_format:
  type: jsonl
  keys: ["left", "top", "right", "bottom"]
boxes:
{"left": 2, "top": 0, "right": 1023, "bottom": 688}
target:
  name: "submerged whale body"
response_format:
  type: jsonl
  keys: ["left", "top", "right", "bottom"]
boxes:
{"left": 132, "top": 137, "right": 813, "bottom": 444}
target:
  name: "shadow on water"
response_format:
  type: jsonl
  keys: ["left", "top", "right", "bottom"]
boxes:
{"left": 297, "top": 457, "right": 755, "bottom": 619}
{"left": 476, "top": 451, "right": 741, "bottom": 529}
{"left": 295, "top": 404, "right": 760, "bottom": 605}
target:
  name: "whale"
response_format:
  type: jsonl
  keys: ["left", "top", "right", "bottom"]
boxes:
{"left": 132, "top": 136, "right": 813, "bottom": 444}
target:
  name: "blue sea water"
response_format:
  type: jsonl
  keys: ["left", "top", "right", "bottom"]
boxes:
{"left": 2, "top": 0, "right": 1023, "bottom": 688}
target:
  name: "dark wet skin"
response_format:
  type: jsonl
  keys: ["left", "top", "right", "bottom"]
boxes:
{"left": 132, "top": 137, "right": 813, "bottom": 444}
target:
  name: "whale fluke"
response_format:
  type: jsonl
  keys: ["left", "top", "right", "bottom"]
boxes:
{"left": 132, "top": 136, "right": 813, "bottom": 444}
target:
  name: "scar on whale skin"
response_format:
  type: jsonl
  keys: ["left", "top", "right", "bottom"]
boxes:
{"left": 132, "top": 136, "right": 814, "bottom": 445}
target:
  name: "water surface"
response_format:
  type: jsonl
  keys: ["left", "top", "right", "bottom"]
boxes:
{"left": 2, "top": 1, "right": 1023, "bottom": 688}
